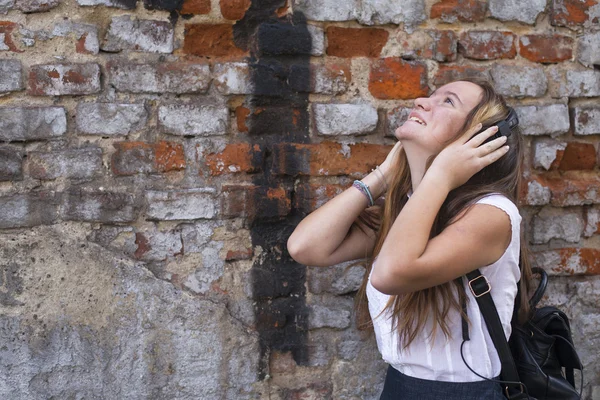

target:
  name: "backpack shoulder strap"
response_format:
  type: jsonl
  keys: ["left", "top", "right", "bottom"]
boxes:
{"left": 465, "top": 269, "right": 524, "bottom": 398}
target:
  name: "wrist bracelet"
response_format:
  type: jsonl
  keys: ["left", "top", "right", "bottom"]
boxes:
{"left": 353, "top": 180, "right": 374, "bottom": 207}
{"left": 373, "top": 165, "right": 388, "bottom": 192}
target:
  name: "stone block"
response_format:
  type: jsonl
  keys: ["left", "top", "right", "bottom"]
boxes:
{"left": 77, "top": 0, "right": 136, "bottom": 8}
{"left": 102, "top": 16, "right": 173, "bottom": 53}
{"left": 158, "top": 104, "right": 228, "bottom": 136}
{"left": 574, "top": 107, "right": 600, "bottom": 136}
{"left": 0, "top": 59, "right": 22, "bottom": 92}
{"left": 213, "top": 63, "right": 253, "bottom": 95}
{"left": 525, "top": 179, "right": 551, "bottom": 206}
{"left": 256, "top": 23, "right": 313, "bottom": 56}
{"left": 133, "top": 229, "right": 183, "bottom": 261}
{"left": 491, "top": 64, "right": 547, "bottom": 97}
{"left": 359, "top": 0, "right": 426, "bottom": 29}
{"left": 312, "top": 104, "right": 378, "bottom": 136}
{"left": 307, "top": 260, "right": 365, "bottom": 295}
{"left": 15, "top": 0, "right": 59, "bottom": 12}
{"left": 519, "top": 34, "right": 574, "bottom": 63}
{"left": 369, "top": 58, "right": 428, "bottom": 100}
{"left": 459, "top": 31, "right": 516, "bottom": 60}
{"left": 290, "top": 62, "right": 351, "bottom": 94}
{"left": 62, "top": 189, "right": 137, "bottom": 223}
{"left": 28, "top": 148, "right": 103, "bottom": 180}
{"left": 550, "top": 0, "right": 600, "bottom": 28}
{"left": 307, "top": 24, "right": 324, "bottom": 56}
{"left": 0, "top": 146, "right": 23, "bottom": 181}
{"left": 52, "top": 22, "right": 99, "bottom": 55}
{"left": 308, "top": 295, "right": 353, "bottom": 329}
{"left": 107, "top": 61, "right": 210, "bottom": 94}
{"left": 532, "top": 207, "right": 584, "bottom": 244}
{"left": 488, "top": 0, "right": 546, "bottom": 24}
{"left": 585, "top": 207, "right": 600, "bottom": 237}
{"left": 515, "top": 104, "right": 570, "bottom": 136}
{"left": 146, "top": 188, "right": 217, "bottom": 220}
{"left": 111, "top": 141, "right": 185, "bottom": 175}
{"left": 28, "top": 63, "right": 101, "bottom": 96}
{"left": 533, "top": 138, "right": 566, "bottom": 170}
{"left": 430, "top": 0, "right": 487, "bottom": 23}
{"left": 326, "top": 27, "right": 389, "bottom": 58}
{"left": 183, "top": 24, "right": 246, "bottom": 57}
{"left": 0, "top": 107, "right": 66, "bottom": 142}
{"left": 0, "top": 0, "right": 14, "bottom": 13}
{"left": 433, "top": 65, "right": 490, "bottom": 86}
{"left": 566, "top": 70, "right": 600, "bottom": 97}
{"left": 292, "top": 0, "right": 358, "bottom": 21}
{"left": 76, "top": 103, "right": 148, "bottom": 136}
{"left": 0, "top": 192, "right": 59, "bottom": 228}
{"left": 578, "top": 32, "right": 600, "bottom": 68}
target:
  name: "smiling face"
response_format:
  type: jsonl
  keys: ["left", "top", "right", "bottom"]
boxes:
{"left": 396, "top": 81, "right": 484, "bottom": 156}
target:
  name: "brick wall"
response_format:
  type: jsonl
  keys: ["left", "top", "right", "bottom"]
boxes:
{"left": 0, "top": 0, "right": 599, "bottom": 398}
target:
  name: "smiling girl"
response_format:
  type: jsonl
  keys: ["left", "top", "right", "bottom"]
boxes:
{"left": 287, "top": 79, "right": 532, "bottom": 399}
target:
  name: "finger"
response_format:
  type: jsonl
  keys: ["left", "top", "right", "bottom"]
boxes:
{"left": 480, "top": 145, "right": 510, "bottom": 167}
{"left": 477, "top": 135, "right": 507, "bottom": 157}
{"left": 460, "top": 123, "right": 483, "bottom": 144}
{"left": 468, "top": 125, "right": 500, "bottom": 148}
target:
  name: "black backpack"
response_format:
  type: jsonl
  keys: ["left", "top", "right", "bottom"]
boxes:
{"left": 461, "top": 267, "right": 583, "bottom": 399}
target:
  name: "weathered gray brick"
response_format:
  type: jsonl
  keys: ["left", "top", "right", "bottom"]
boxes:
{"left": 515, "top": 104, "right": 570, "bottom": 136}
{"left": 133, "top": 228, "right": 183, "bottom": 261}
{"left": 574, "top": 107, "right": 600, "bottom": 136}
{"left": 532, "top": 207, "right": 584, "bottom": 244}
{"left": 0, "top": 192, "right": 59, "bottom": 229}
{"left": 145, "top": 188, "right": 217, "bottom": 220}
{"left": 311, "top": 63, "right": 351, "bottom": 94}
{"left": 313, "top": 104, "right": 378, "bottom": 136}
{"left": 308, "top": 295, "right": 353, "bottom": 329}
{"left": 386, "top": 106, "right": 410, "bottom": 137}
{"left": 0, "top": 146, "right": 23, "bottom": 181}
{"left": 102, "top": 16, "right": 173, "bottom": 53}
{"left": 15, "top": 0, "right": 59, "bottom": 12}
{"left": 491, "top": 64, "right": 547, "bottom": 97}
{"left": 577, "top": 32, "right": 600, "bottom": 68}
{"left": 0, "top": 59, "right": 23, "bottom": 93}
{"left": 213, "top": 63, "right": 253, "bottom": 95}
{"left": 292, "top": 0, "right": 358, "bottom": 21}
{"left": 526, "top": 180, "right": 551, "bottom": 206}
{"left": 158, "top": 104, "right": 228, "bottom": 136}
{"left": 52, "top": 22, "right": 99, "bottom": 54}
{"left": 359, "top": 0, "right": 426, "bottom": 29}
{"left": 107, "top": 61, "right": 210, "bottom": 94}
{"left": 77, "top": 0, "right": 135, "bottom": 8}
{"left": 28, "top": 148, "right": 102, "bottom": 180}
{"left": 307, "top": 260, "right": 365, "bottom": 295}
{"left": 533, "top": 138, "right": 566, "bottom": 170}
{"left": 28, "top": 63, "right": 101, "bottom": 96}
{"left": 76, "top": 103, "right": 147, "bottom": 136}
{"left": 567, "top": 70, "right": 600, "bottom": 97}
{"left": 307, "top": 25, "right": 324, "bottom": 56}
{"left": 489, "top": 0, "right": 546, "bottom": 24}
{"left": 0, "top": 107, "right": 66, "bottom": 142}
{"left": 584, "top": 207, "right": 600, "bottom": 237}
{"left": 62, "top": 189, "right": 137, "bottom": 223}
{"left": 0, "top": 0, "right": 14, "bottom": 13}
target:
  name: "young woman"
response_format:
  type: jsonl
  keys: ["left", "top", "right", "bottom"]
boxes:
{"left": 287, "top": 79, "right": 532, "bottom": 399}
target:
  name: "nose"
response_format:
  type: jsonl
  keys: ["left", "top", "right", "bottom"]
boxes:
{"left": 414, "top": 96, "right": 430, "bottom": 110}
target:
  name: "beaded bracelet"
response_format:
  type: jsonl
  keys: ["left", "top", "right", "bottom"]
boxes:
{"left": 353, "top": 180, "right": 374, "bottom": 207}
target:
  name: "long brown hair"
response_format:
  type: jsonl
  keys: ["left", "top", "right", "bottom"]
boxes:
{"left": 355, "top": 78, "right": 533, "bottom": 347}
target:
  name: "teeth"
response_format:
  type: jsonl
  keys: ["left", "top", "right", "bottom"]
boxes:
{"left": 409, "top": 116, "right": 425, "bottom": 125}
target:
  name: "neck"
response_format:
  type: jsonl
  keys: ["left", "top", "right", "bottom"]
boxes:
{"left": 403, "top": 144, "right": 432, "bottom": 192}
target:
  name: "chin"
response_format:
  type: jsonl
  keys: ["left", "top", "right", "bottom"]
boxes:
{"left": 394, "top": 124, "right": 415, "bottom": 140}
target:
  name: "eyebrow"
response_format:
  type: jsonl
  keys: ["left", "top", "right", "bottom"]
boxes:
{"left": 432, "top": 90, "right": 463, "bottom": 106}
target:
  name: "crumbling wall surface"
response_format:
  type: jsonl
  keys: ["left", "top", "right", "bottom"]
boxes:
{"left": 0, "top": 0, "right": 599, "bottom": 398}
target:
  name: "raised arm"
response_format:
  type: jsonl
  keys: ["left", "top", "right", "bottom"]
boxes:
{"left": 287, "top": 142, "right": 401, "bottom": 267}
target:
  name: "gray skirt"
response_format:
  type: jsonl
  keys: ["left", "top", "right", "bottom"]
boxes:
{"left": 380, "top": 365, "right": 505, "bottom": 400}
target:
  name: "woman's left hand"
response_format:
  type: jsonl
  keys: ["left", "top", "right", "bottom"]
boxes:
{"left": 428, "top": 123, "right": 510, "bottom": 192}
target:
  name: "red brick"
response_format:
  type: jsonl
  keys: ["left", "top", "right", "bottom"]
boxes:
{"left": 430, "top": 0, "right": 487, "bottom": 22}
{"left": 221, "top": 184, "right": 291, "bottom": 219}
{"left": 535, "top": 248, "right": 600, "bottom": 275}
{"left": 236, "top": 106, "right": 251, "bottom": 132}
{"left": 558, "top": 142, "right": 596, "bottom": 171}
{"left": 369, "top": 58, "right": 428, "bottom": 100}
{"left": 524, "top": 175, "right": 600, "bottom": 206}
{"left": 225, "top": 249, "right": 253, "bottom": 261}
{"left": 433, "top": 65, "right": 489, "bottom": 86}
{"left": 0, "top": 21, "right": 22, "bottom": 53}
{"left": 220, "top": 0, "right": 251, "bottom": 20}
{"left": 424, "top": 30, "right": 457, "bottom": 62}
{"left": 459, "top": 31, "right": 517, "bottom": 60}
{"left": 181, "top": 0, "right": 211, "bottom": 14}
{"left": 519, "top": 34, "right": 574, "bottom": 63}
{"left": 112, "top": 141, "right": 185, "bottom": 176}
{"left": 183, "top": 24, "right": 247, "bottom": 58}
{"left": 272, "top": 142, "right": 391, "bottom": 177}
{"left": 550, "top": 0, "right": 599, "bottom": 27}
{"left": 204, "top": 143, "right": 263, "bottom": 175}
{"left": 326, "top": 27, "right": 389, "bottom": 58}
{"left": 293, "top": 183, "right": 345, "bottom": 213}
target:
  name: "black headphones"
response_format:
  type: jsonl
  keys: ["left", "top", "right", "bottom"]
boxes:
{"left": 479, "top": 107, "right": 519, "bottom": 143}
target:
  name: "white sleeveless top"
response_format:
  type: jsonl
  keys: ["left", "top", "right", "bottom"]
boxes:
{"left": 366, "top": 194, "right": 521, "bottom": 382}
